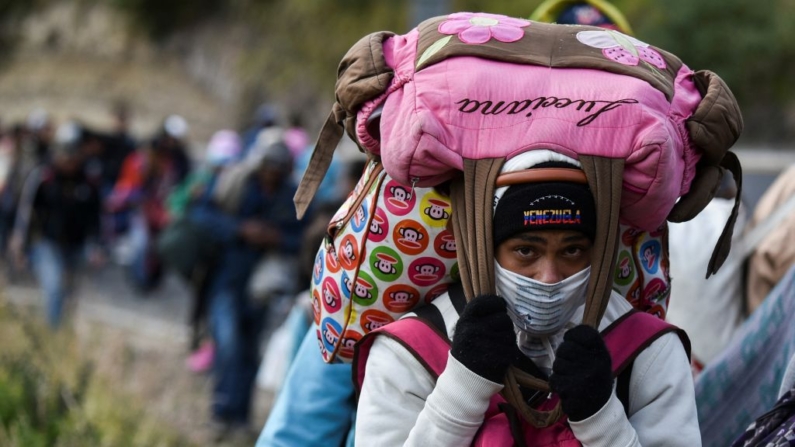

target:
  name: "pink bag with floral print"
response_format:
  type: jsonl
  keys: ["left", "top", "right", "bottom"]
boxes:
{"left": 295, "top": 13, "right": 742, "bottom": 273}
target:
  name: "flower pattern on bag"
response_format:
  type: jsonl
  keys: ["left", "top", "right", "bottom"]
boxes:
{"left": 577, "top": 30, "right": 667, "bottom": 70}
{"left": 438, "top": 12, "right": 531, "bottom": 45}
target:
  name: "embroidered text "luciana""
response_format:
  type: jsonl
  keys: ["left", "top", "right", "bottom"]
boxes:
{"left": 455, "top": 97, "right": 638, "bottom": 126}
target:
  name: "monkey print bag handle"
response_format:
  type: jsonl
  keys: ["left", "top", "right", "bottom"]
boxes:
{"left": 311, "top": 158, "right": 459, "bottom": 363}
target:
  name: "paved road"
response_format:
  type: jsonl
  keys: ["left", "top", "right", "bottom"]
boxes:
{"left": 4, "top": 262, "right": 194, "bottom": 349}
{"left": 4, "top": 263, "right": 273, "bottom": 446}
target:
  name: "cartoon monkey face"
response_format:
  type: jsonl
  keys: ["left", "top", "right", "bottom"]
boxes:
{"left": 354, "top": 281, "right": 373, "bottom": 300}
{"left": 323, "top": 326, "right": 338, "bottom": 345}
{"left": 342, "top": 240, "right": 356, "bottom": 261}
{"left": 374, "top": 258, "right": 397, "bottom": 275}
{"left": 619, "top": 260, "right": 631, "bottom": 279}
{"left": 341, "top": 337, "right": 356, "bottom": 351}
{"left": 343, "top": 275, "right": 353, "bottom": 295}
{"left": 313, "top": 258, "right": 323, "bottom": 278}
{"left": 369, "top": 218, "right": 384, "bottom": 235}
{"left": 399, "top": 227, "right": 424, "bottom": 242}
{"left": 440, "top": 238, "right": 456, "bottom": 253}
{"left": 390, "top": 291, "right": 414, "bottom": 303}
{"left": 643, "top": 247, "right": 656, "bottom": 268}
{"left": 312, "top": 295, "right": 321, "bottom": 315}
{"left": 323, "top": 286, "right": 338, "bottom": 308}
{"left": 390, "top": 185, "right": 410, "bottom": 202}
{"left": 424, "top": 204, "right": 450, "bottom": 221}
{"left": 416, "top": 264, "right": 440, "bottom": 276}
{"left": 354, "top": 207, "right": 366, "bottom": 225}
{"left": 365, "top": 319, "right": 387, "bottom": 332}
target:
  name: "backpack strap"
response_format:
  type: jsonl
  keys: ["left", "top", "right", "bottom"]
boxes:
{"left": 410, "top": 282, "right": 467, "bottom": 339}
{"left": 353, "top": 306, "right": 690, "bottom": 411}
{"left": 602, "top": 309, "right": 691, "bottom": 376}
{"left": 353, "top": 316, "right": 451, "bottom": 396}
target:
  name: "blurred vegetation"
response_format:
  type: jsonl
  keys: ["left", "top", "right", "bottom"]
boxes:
{"left": 1, "top": 0, "right": 794, "bottom": 141}
{"left": 235, "top": 0, "right": 795, "bottom": 142}
{"left": 0, "top": 300, "right": 194, "bottom": 447}
{"left": 109, "top": 0, "right": 225, "bottom": 41}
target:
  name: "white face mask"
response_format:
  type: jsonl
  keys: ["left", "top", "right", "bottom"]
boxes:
{"left": 495, "top": 264, "right": 591, "bottom": 336}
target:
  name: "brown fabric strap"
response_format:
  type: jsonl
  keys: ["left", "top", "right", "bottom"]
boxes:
{"left": 502, "top": 368, "right": 563, "bottom": 428}
{"left": 495, "top": 168, "right": 588, "bottom": 187}
{"left": 707, "top": 151, "right": 743, "bottom": 278}
{"left": 450, "top": 156, "right": 624, "bottom": 428}
{"left": 666, "top": 165, "right": 723, "bottom": 223}
{"left": 452, "top": 157, "right": 567, "bottom": 428}
{"left": 450, "top": 158, "right": 504, "bottom": 299}
{"left": 294, "top": 110, "right": 343, "bottom": 219}
{"left": 578, "top": 156, "right": 624, "bottom": 328}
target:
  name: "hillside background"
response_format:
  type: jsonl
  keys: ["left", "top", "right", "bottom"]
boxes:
{"left": 0, "top": 0, "right": 793, "bottom": 145}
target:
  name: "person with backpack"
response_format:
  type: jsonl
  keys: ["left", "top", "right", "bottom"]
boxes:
{"left": 159, "top": 129, "right": 243, "bottom": 373}
{"left": 286, "top": 8, "right": 743, "bottom": 445}
{"left": 105, "top": 115, "right": 192, "bottom": 291}
{"left": 190, "top": 139, "right": 305, "bottom": 438}
{"left": 353, "top": 153, "right": 699, "bottom": 446}
{"left": 8, "top": 122, "right": 104, "bottom": 328}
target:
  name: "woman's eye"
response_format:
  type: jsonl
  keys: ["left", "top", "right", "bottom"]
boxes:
{"left": 563, "top": 246, "right": 584, "bottom": 256}
{"left": 515, "top": 246, "right": 535, "bottom": 257}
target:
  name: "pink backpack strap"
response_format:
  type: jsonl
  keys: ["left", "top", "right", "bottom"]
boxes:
{"left": 353, "top": 310, "right": 690, "bottom": 398}
{"left": 353, "top": 316, "right": 451, "bottom": 395}
{"left": 603, "top": 310, "right": 691, "bottom": 376}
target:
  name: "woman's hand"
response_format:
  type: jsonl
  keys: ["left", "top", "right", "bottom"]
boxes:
{"left": 451, "top": 294, "right": 519, "bottom": 383}
{"left": 550, "top": 325, "right": 613, "bottom": 421}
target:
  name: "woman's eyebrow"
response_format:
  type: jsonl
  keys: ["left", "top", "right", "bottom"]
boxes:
{"left": 514, "top": 234, "right": 547, "bottom": 244}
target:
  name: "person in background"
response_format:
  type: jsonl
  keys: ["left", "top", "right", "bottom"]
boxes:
{"left": 745, "top": 164, "right": 795, "bottom": 313}
{"left": 22, "top": 109, "right": 54, "bottom": 165}
{"left": 2, "top": 111, "right": 54, "bottom": 268}
{"left": 529, "top": 0, "right": 633, "bottom": 34}
{"left": 0, "top": 124, "right": 25, "bottom": 258}
{"left": 254, "top": 156, "right": 367, "bottom": 447}
{"left": 283, "top": 112, "right": 310, "bottom": 162}
{"left": 241, "top": 103, "right": 280, "bottom": 157}
{"left": 190, "top": 139, "right": 305, "bottom": 438}
{"left": 106, "top": 115, "right": 191, "bottom": 292}
{"left": 9, "top": 122, "right": 103, "bottom": 328}
{"left": 162, "top": 129, "right": 243, "bottom": 373}
{"left": 84, "top": 102, "right": 137, "bottom": 198}
{"left": 667, "top": 171, "right": 748, "bottom": 372}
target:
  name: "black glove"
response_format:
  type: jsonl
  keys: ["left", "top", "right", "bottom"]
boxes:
{"left": 451, "top": 294, "right": 519, "bottom": 383}
{"left": 549, "top": 325, "right": 613, "bottom": 422}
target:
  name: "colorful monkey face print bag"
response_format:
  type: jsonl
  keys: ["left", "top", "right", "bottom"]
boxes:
{"left": 311, "top": 159, "right": 459, "bottom": 363}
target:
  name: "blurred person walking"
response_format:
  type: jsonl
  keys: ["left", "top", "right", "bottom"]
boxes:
{"left": 84, "top": 103, "right": 137, "bottom": 197}
{"left": 283, "top": 112, "right": 310, "bottom": 161}
{"left": 158, "top": 130, "right": 243, "bottom": 373}
{"left": 106, "top": 115, "right": 192, "bottom": 292}
{"left": 1, "top": 111, "right": 54, "bottom": 267}
{"left": 745, "top": 164, "right": 795, "bottom": 313}
{"left": 241, "top": 103, "right": 280, "bottom": 157}
{"left": 667, "top": 171, "right": 748, "bottom": 372}
{"left": 9, "top": 122, "right": 103, "bottom": 328}
{"left": 190, "top": 139, "right": 305, "bottom": 436}
{"left": 0, "top": 124, "right": 25, "bottom": 257}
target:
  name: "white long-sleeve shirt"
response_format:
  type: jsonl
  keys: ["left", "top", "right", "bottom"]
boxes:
{"left": 356, "top": 291, "right": 700, "bottom": 446}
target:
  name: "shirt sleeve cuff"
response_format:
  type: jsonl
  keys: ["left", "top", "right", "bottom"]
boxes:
{"left": 424, "top": 353, "right": 504, "bottom": 426}
{"left": 568, "top": 392, "right": 638, "bottom": 447}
